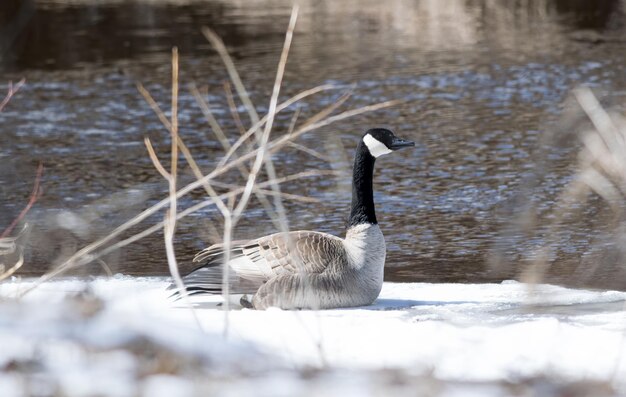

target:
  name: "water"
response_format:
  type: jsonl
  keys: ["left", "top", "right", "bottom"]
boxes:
{"left": 2, "top": 0, "right": 626, "bottom": 287}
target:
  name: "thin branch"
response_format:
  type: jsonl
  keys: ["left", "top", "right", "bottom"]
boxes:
{"left": 224, "top": 80, "right": 248, "bottom": 138}
{"left": 284, "top": 106, "right": 333, "bottom": 161}
{"left": 165, "top": 47, "right": 182, "bottom": 293}
{"left": 190, "top": 83, "right": 283, "bottom": 229}
{"left": 287, "top": 142, "right": 332, "bottom": 162}
{"left": 93, "top": 170, "right": 334, "bottom": 262}
{"left": 166, "top": 47, "right": 201, "bottom": 327}
{"left": 202, "top": 27, "right": 260, "bottom": 128}
{"left": 575, "top": 88, "right": 624, "bottom": 160}
{"left": 288, "top": 107, "right": 301, "bottom": 135}
{"left": 288, "top": 99, "right": 403, "bottom": 141}
{"left": 0, "top": 237, "right": 17, "bottom": 256}
{"left": 19, "top": 168, "right": 337, "bottom": 295}
{"left": 295, "top": 92, "right": 352, "bottom": 132}
{"left": 141, "top": 80, "right": 231, "bottom": 217}
{"left": 219, "top": 5, "right": 298, "bottom": 321}
{"left": 216, "top": 84, "right": 338, "bottom": 168}
{"left": 210, "top": 180, "right": 319, "bottom": 203}
{"left": 284, "top": 105, "right": 332, "bottom": 161}
{"left": 189, "top": 83, "right": 232, "bottom": 152}
{"left": 137, "top": 83, "right": 172, "bottom": 131}
{"left": 176, "top": 135, "right": 232, "bottom": 216}
{"left": 144, "top": 138, "right": 171, "bottom": 180}
{"left": 0, "top": 250, "right": 24, "bottom": 282}
{"left": 1, "top": 163, "right": 44, "bottom": 238}
{"left": 0, "top": 79, "right": 25, "bottom": 112}
{"left": 232, "top": 5, "right": 298, "bottom": 221}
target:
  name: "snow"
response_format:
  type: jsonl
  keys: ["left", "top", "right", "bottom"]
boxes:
{"left": 1, "top": 277, "right": 626, "bottom": 396}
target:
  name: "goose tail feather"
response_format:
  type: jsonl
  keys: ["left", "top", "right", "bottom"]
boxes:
{"left": 168, "top": 244, "right": 261, "bottom": 300}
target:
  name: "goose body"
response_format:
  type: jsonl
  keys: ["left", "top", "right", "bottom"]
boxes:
{"left": 178, "top": 128, "right": 414, "bottom": 310}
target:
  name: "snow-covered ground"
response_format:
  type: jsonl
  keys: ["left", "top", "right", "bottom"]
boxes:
{"left": 1, "top": 277, "right": 626, "bottom": 396}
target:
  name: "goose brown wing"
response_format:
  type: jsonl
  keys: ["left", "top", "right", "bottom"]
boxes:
{"left": 238, "top": 230, "right": 345, "bottom": 276}
{"left": 178, "top": 231, "right": 345, "bottom": 296}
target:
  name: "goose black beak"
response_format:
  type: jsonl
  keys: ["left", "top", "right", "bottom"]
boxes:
{"left": 390, "top": 136, "right": 415, "bottom": 150}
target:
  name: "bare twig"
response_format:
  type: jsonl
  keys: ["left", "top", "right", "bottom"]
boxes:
{"left": 209, "top": 180, "right": 319, "bottom": 203}
{"left": 140, "top": 81, "right": 232, "bottom": 218}
{"left": 224, "top": 80, "right": 248, "bottom": 138}
{"left": 1, "top": 163, "right": 44, "bottom": 239}
{"left": 91, "top": 170, "right": 337, "bottom": 265}
{"left": 165, "top": 46, "right": 182, "bottom": 298}
{"left": 216, "top": 5, "right": 299, "bottom": 325}
{"left": 202, "top": 27, "right": 260, "bottom": 129}
{"left": 141, "top": 48, "right": 202, "bottom": 329}
{"left": 0, "top": 79, "right": 25, "bottom": 112}
{"left": 0, "top": 237, "right": 17, "bottom": 256}
{"left": 287, "top": 142, "right": 332, "bottom": 162}
{"left": 216, "top": 84, "right": 338, "bottom": 168}
{"left": 189, "top": 83, "right": 232, "bottom": 153}
{"left": 284, "top": 106, "right": 334, "bottom": 161}
{"left": 144, "top": 138, "right": 171, "bottom": 180}
{"left": 189, "top": 83, "right": 284, "bottom": 229}
{"left": 20, "top": 166, "right": 337, "bottom": 296}
{"left": 287, "top": 107, "right": 301, "bottom": 135}
{"left": 137, "top": 83, "right": 173, "bottom": 131}
{"left": 0, "top": 250, "right": 24, "bottom": 282}
{"left": 574, "top": 88, "right": 624, "bottom": 162}
{"left": 515, "top": 88, "right": 626, "bottom": 286}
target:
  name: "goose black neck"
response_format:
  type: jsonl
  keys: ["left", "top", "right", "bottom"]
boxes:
{"left": 348, "top": 141, "right": 377, "bottom": 227}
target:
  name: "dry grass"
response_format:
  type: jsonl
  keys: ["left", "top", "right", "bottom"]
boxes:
{"left": 0, "top": 163, "right": 43, "bottom": 240}
{"left": 13, "top": 4, "right": 401, "bottom": 313}
{"left": 0, "top": 80, "right": 39, "bottom": 282}
{"left": 490, "top": 87, "right": 626, "bottom": 289}
{"left": 140, "top": 47, "right": 204, "bottom": 329}
{"left": 0, "top": 78, "right": 25, "bottom": 113}
{"left": 486, "top": 90, "right": 626, "bottom": 388}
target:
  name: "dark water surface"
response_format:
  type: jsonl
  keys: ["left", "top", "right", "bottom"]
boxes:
{"left": 2, "top": 0, "right": 626, "bottom": 287}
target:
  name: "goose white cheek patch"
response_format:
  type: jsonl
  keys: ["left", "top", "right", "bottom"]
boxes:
{"left": 363, "top": 134, "right": 392, "bottom": 158}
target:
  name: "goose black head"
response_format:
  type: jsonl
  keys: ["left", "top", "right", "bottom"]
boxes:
{"left": 362, "top": 128, "right": 415, "bottom": 158}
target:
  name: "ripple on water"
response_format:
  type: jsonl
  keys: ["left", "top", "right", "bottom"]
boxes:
{"left": 1, "top": 0, "right": 626, "bottom": 288}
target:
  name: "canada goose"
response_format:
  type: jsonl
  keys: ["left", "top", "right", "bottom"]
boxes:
{"left": 176, "top": 128, "right": 414, "bottom": 309}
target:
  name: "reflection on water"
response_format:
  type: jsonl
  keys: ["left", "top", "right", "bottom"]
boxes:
{"left": 1, "top": 0, "right": 626, "bottom": 288}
